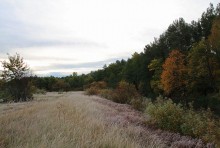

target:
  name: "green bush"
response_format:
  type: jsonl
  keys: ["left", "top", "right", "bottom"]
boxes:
{"left": 181, "top": 108, "right": 217, "bottom": 142}
{"left": 146, "top": 98, "right": 184, "bottom": 132}
{"left": 146, "top": 98, "right": 219, "bottom": 143}
{"left": 0, "top": 91, "right": 12, "bottom": 102}
{"left": 34, "top": 89, "right": 47, "bottom": 95}
{"left": 130, "top": 97, "right": 147, "bottom": 111}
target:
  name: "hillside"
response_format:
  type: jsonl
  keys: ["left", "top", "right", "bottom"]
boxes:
{"left": 0, "top": 92, "right": 214, "bottom": 148}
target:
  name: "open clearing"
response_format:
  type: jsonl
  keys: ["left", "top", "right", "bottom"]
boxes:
{"left": 0, "top": 92, "right": 212, "bottom": 148}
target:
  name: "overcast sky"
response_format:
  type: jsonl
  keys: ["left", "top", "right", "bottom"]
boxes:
{"left": 0, "top": 0, "right": 219, "bottom": 76}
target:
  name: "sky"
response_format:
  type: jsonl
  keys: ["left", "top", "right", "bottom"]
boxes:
{"left": 0, "top": 0, "right": 219, "bottom": 76}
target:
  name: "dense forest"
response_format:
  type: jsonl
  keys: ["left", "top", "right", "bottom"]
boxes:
{"left": 26, "top": 3, "right": 220, "bottom": 115}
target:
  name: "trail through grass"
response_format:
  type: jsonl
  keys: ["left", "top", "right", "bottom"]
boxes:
{"left": 0, "top": 92, "right": 215, "bottom": 148}
{"left": 0, "top": 92, "right": 163, "bottom": 148}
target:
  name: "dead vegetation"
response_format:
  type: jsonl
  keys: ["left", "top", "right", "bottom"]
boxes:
{"left": 0, "top": 92, "right": 216, "bottom": 148}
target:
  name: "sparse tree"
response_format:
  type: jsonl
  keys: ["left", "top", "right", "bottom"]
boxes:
{"left": 1, "top": 53, "right": 33, "bottom": 102}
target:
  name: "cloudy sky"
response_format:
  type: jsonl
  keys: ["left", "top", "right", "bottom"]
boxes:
{"left": 0, "top": 0, "right": 219, "bottom": 76}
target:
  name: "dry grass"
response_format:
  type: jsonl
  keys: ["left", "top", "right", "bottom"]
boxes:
{"left": 0, "top": 92, "right": 215, "bottom": 148}
{"left": 0, "top": 92, "right": 163, "bottom": 148}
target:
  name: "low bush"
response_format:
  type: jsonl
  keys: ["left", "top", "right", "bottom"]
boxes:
{"left": 89, "top": 81, "right": 146, "bottom": 110}
{"left": 181, "top": 108, "right": 217, "bottom": 142}
{"left": 85, "top": 87, "right": 100, "bottom": 96}
{"left": 146, "top": 98, "right": 219, "bottom": 144}
{"left": 85, "top": 81, "right": 107, "bottom": 96}
{"left": 112, "top": 81, "right": 140, "bottom": 104}
{"left": 146, "top": 98, "right": 184, "bottom": 132}
{"left": 89, "top": 81, "right": 107, "bottom": 89}
{"left": 0, "top": 91, "right": 12, "bottom": 102}
{"left": 130, "top": 97, "right": 147, "bottom": 111}
{"left": 34, "top": 89, "right": 47, "bottom": 95}
{"left": 98, "top": 89, "right": 115, "bottom": 100}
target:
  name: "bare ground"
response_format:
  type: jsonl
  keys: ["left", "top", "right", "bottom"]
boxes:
{"left": 0, "top": 92, "right": 215, "bottom": 148}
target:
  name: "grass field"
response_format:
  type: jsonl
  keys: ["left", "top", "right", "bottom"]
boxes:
{"left": 0, "top": 92, "right": 215, "bottom": 148}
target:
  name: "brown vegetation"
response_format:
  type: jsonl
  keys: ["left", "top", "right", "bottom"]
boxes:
{"left": 0, "top": 92, "right": 161, "bottom": 148}
{"left": 0, "top": 92, "right": 216, "bottom": 148}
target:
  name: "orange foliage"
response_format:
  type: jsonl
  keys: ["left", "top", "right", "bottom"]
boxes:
{"left": 161, "top": 50, "right": 187, "bottom": 95}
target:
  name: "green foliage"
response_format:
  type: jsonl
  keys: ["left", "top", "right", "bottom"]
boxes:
{"left": 187, "top": 40, "right": 219, "bottom": 95}
{"left": 165, "top": 18, "right": 193, "bottom": 51}
{"left": 34, "top": 88, "right": 47, "bottom": 95}
{"left": 22, "top": 3, "right": 220, "bottom": 116}
{"left": 146, "top": 98, "right": 184, "bottom": 132}
{"left": 181, "top": 108, "right": 217, "bottom": 142}
{"left": 148, "top": 58, "right": 163, "bottom": 95}
{"left": 200, "top": 3, "right": 216, "bottom": 39}
{"left": 52, "top": 79, "right": 70, "bottom": 92}
{"left": 146, "top": 98, "right": 219, "bottom": 143}
{"left": 1, "top": 54, "right": 33, "bottom": 102}
{"left": 130, "top": 97, "right": 146, "bottom": 111}
{"left": 1, "top": 53, "right": 29, "bottom": 81}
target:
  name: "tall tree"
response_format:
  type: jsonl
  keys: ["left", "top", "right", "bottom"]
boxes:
{"left": 208, "top": 17, "right": 220, "bottom": 62}
{"left": 165, "top": 18, "right": 193, "bottom": 52}
{"left": 188, "top": 40, "right": 219, "bottom": 96}
{"left": 148, "top": 58, "right": 163, "bottom": 95}
{"left": 200, "top": 3, "right": 216, "bottom": 39}
{"left": 161, "top": 50, "right": 187, "bottom": 99}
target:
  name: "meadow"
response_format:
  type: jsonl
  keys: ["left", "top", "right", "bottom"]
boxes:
{"left": 0, "top": 92, "right": 215, "bottom": 148}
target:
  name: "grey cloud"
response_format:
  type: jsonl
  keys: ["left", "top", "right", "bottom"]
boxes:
{"left": 0, "top": 28, "right": 105, "bottom": 52}
{"left": 0, "top": 1, "right": 105, "bottom": 52}
{"left": 34, "top": 57, "right": 128, "bottom": 72}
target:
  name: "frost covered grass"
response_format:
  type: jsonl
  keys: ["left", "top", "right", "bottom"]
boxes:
{"left": 0, "top": 92, "right": 162, "bottom": 148}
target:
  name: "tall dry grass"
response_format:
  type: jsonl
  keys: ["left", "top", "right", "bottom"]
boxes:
{"left": 0, "top": 92, "right": 163, "bottom": 148}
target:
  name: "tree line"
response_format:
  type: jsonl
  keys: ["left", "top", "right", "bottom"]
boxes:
{"left": 1, "top": 3, "right": 220, "bottom": 114}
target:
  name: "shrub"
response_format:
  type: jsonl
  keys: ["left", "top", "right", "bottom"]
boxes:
{"left": 34, "top": 89, "right": 47, "bottom": 95}
{"left": 146, "top": 98, "right": 184, "bottom": 132}
{"left": 89, "top": 81, "right": 107, "bottom": 89}
{"left": 0, "top": 91, "right": 12, "bottom": 102}
{"left": 112, "top": 81, "right": 140, "bottom": 104}
{"left": 98, "top": 89, "right": 115, "bottom": 100}
{"left": 95, "top": 81, "right": 145, "bottom": 110}
{"left": 181, "top": 108, "right": 217, "bottom": 142}
{"left": 130, "top": 97, "right": 146, "bottom": 111}
{"left": 85, "top": 87, "right": 100, "bottom": 96}
{"left": 146, "top": 98, "right": 219, "bottom": 144}
{"left": 85, "top": 81, "right": 107, "bottom": 96}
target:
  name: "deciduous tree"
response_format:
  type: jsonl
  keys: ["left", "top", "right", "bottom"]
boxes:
{"left": 161, "top": 50, "right": 187, "bottom": 99}
{"left": 1, "top": 53, "right": 33, "bottom": 102}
